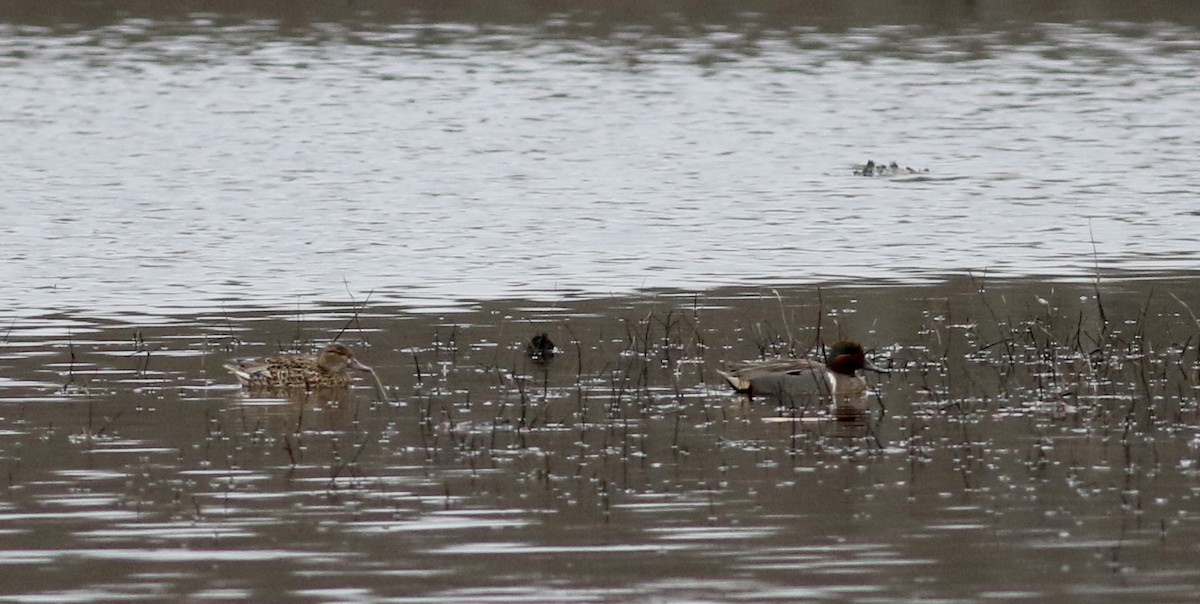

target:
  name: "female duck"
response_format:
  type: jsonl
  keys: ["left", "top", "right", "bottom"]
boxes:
{"left": 224, "top": 343, "right": 387, "bottom": 399}
{"left": 716, "top": 340, "right": 887, "bottom": 415}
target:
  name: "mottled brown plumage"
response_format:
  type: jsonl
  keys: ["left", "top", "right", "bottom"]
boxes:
{"left": 224, "top": 343, "right": 385, "bottom": 397}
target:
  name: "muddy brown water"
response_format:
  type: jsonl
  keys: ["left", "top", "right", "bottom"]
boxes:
{"left": 2, "top": 277, "right": 1200, "bottom": 600}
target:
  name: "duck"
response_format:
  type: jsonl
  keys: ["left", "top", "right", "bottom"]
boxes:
{"left": 716, "top": 340, "right": 887, "bottom": 417}
{"left": 526, "top": 332, "right": 557, "bottom": 362}
{"left": 224, "top": 343, "right": 388, "bottom": 399}
{"left": 853, "top": 159, "right": 929, "bottom": 177}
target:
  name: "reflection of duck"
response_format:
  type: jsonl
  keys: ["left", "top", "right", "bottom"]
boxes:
{"left": 716, "top": 340, "right": 887, "bottom": 418}
{"left": 853, "top": 159, "right": 928, "bottom": 177}
{"left": 224, "top": 343, "right": 387, "bottom": 398}
{"left": 526, "top": 332, "right": 557, "bottom": 361}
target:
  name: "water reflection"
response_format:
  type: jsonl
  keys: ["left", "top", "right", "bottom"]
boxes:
{"left": 0, "top": 278, "right": 1199, "bottom": 599}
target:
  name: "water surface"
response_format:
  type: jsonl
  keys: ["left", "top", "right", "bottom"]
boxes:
{"left": 2, "top": 3, "right": 1200, "bottom": 315}
{"left": 3, "top": 2, "right": 1200, "bottom": 601}
{"left": 2, "top": 277, "right": 1200, "bottom": 600}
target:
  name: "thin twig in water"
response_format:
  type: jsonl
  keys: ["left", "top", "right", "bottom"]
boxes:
{"left": 1170, "top": 293, "right": 1200, "bottom": 331}
{"left": 1, "top": 317, "right": 15, "bottom": 344}
{"left": 1088, "top": 221, "right": 1108, "bottom": 343}
{"left": 329, "top": 433, "right": 371, "bottom": 485}
{"left": 772, "top": 289, "right": 795, "bottom": 355}
{"left": 811, "top": 287, "right": 824, "bottom": 359}
{"left": 562, "top": 322, "right": 584, "bottom": 381}
{"left": 334, "top": 280, "right": 374, "bottom": 343}
{"left": 292, "top": 297, "right": 306, "bottom": 348}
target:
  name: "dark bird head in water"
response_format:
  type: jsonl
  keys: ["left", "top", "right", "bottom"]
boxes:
{"left": 826, "top": 340, "right": 889, "bottom": 376}
{"left": 526, "top": 332, "right": 556, "bottom": 361}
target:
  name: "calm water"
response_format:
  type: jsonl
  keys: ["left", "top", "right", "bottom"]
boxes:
{"left": 4, "top": 1, "right": 1200, "bottom": 601}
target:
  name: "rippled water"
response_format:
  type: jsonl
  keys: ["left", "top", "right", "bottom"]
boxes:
{"left": 3, "top": 277, "right": 1200, "bottom": 600}
{"left": 5, "top": 2, "right": 1200, "bottom": 601}
{"left": 3, "top": 3, "right": 1200, "bottom": 315}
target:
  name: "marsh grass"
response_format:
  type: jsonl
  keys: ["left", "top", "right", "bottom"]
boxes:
{"left": 7, "top": 280, "right": 1200, "bottom": 594}
{"left": 7, "top": 282, "right": 1200, "bottom": 600}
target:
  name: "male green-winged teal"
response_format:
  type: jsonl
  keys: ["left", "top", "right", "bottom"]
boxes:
{"left": 716, "top": 340, "right": 887, "bottom": 418}
{"left": 224, "top": 343, "right": 387, "bottom": 398}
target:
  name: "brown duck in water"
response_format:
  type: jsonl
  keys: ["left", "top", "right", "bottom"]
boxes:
{"left": 224, "top": 343, "right": 387, "bottom": 399}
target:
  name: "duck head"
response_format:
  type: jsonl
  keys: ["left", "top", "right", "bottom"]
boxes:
{"left": 317, "top": 343, "right": 374, "bottom": 374}
{"left": 826, "top": 340, "right": 889, "bottom": 376}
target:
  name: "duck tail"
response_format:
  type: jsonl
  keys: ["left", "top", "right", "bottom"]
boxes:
{"left": 223, "top": 362, "right": 252, "bottom": 383}
{"left": 715, "top": 368, "right": 751, "bottom": 393}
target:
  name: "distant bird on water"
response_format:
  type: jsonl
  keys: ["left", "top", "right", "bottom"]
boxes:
{"left": 716, "top": 340, "right": 887, "bottom": 419}
{"left": 526, "top": 332, "right": 557, "bottom": 362}
{"left": 224, "top": 343, "right": 388, "bottom": 399}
